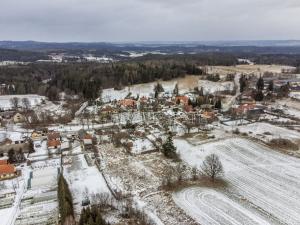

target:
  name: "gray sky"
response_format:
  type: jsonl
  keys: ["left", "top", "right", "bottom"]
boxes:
{"left": 1, "top": 0, "right": 300, "bottom": 42}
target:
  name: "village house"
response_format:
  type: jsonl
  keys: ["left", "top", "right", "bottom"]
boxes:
{"left": 31, "top": 128, "right": 48, "bottom": 141}
{"left": 83, "top": 134, "right": 93, "bottom": 146}
{"left": 13, "top": 113, "right": 25, "bottom": 123}
{"left": 47, "top": 140, "right": 61, "bottom": 149}
{"left": 201, "top": 111, "right": 216, "bottom": 122}
{"left": 231, "top": 104, "right": 256, "bottom": 116}
{"left": 47, "top": 132, "right": 61, "bottom": 149}
{"left": 0, "top": 160, "right": 17, "bottom": 180}
{"left": 100, "top": 105, "right": 117, "bottom": 115}
{"left": 118, "top": 99, "right": 137, "bottom": 109}
{"left": 174, "top": 96, "right": 189, "bottom": 105}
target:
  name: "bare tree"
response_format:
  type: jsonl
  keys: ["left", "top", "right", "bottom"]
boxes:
{"left": 22, "top": 97, "right": 31, "bottom": 111}
{"left": 10, "top": 97, "right": 20, "bottom": 110}
{"left": 201, "top": 154, "right": 223, "bottom": 181}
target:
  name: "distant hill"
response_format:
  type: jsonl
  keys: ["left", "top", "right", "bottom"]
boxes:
{"left": 0, "top": 48, "right": 49, "bottom": 62}
{"left": 1, "top": 40, "right": 300, "bottom": 55}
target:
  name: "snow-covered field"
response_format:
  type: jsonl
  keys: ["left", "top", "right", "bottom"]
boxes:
{"left": 173, "top": 187, "right": 270, "bottom": 225}
{"left": 102, "top": 76, "right": 199, "bottom": 102}
{"left": 207, "top": 64, "right": 295, "bottom": 76}
{"left": 174, "top": 138, "right": 300, "bottom": 225}
{"left": 235, "top": 122, "right": 300, "bottom": 141}
{"left": 198, "top": 80, "right": 234, "bottom": 94}
{"left": 0, "top": 95, "right": 45, "bottom": 110}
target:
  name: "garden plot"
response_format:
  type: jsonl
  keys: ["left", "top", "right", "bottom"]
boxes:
{"left": 131, "top": 138, "right": 155, "bottom": 154}
{"left": 174, "top": 138, "right": 300, "bottom": 225}
{"left": 99, "top": 143, "right": 196, "bottom": 225}
{"left": 64, "top": 154, "right": 110, "bottom": 215}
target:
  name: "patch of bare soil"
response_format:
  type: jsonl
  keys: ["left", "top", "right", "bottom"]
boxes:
{"left": 269, "top": 138, "right": 299, "bottom": 151}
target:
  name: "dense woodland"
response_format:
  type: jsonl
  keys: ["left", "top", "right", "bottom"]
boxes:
{"left": 0, "top": 53, "right": 237, "bottom": 100}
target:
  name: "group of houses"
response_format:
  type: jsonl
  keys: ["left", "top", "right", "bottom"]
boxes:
{"left": 0, "top": 111, "right": 26, "bottom": 124}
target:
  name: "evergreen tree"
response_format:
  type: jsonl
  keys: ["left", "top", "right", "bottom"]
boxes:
{"left": 254, "top": 90, "right": 264, "bottom": 101}
{"left": 239, "top": 75, "right": 247, "bottom": 93}
{"left": 215, "top": 98, "right": 222, "bottom": 109}
{"left": 256, "top": 76, "right": 264, "bottom": 90}
{"left": 154, "top": 82, "right": 164, "bottom": 93}
{"left": 154, "top": 90, "right": 159, "bottom": 99}
{"left": 268, "top": 80, "right": 274, "bottom": 92}
{"left": 58, "top": 174, "right": 74, "bottom": 225}
{"left": 162, "top": 134, "right": 177, "bottom": 159}
{"left": 173, "top": 83, "right": 179, "bottom": 96}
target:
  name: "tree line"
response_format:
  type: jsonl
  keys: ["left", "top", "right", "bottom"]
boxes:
{"left": 0, "top": 54, "right": 238, "bottom": 100}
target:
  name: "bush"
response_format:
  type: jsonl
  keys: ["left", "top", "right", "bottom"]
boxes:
{"left": 269, "top": 138, "right": 298, "bottom": 150}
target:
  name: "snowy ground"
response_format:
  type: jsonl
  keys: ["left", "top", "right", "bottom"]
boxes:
{"left": 290, "top": 91, "right": 300, "bottom": 100}
{"left": 231, "top": 122, "right": 300, "bottom": 142}
{"left": 102, "top": 76, "right": 199, "bottom": 102}
{"left": 198, "top": 80, "right": 234, "bottom": 95}
{"left": 0, "top": 95, "right": 45, "bottom": 110}
{"left": 207, "top": 64, "right": 296, "bottom": 76}
{"left": 65, "top": 154, "right": 110, "bottom": 216}
{"left": 174, "top": 137, "right": 300, "bottom": 225}
{"left": 131, "top": 138, "right": 155, "bottom": 154}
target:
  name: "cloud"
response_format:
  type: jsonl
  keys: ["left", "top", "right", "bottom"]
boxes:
{"left": 0, "top": 0, "right": 300, "bottom": 41}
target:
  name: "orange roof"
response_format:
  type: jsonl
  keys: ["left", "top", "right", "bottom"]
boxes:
{"left": 47, "top": 132, "right": 60, "bottom": 140}
{"left": 47, "top": 140, "right": 61, "bottom": 147}
{"left": 233, "top": 104, "right": 255, "bottom": 113}
{"left": 0, "top": 160, "right": 8, "bottom": 165}
{"left": 175, "top": 96, "right": 189, "bottom": 105}
{"left": 118, "top": 99, "right": 136, "bottom": 107}
{"left": 0, "top": 164, "right": 16, "bottom": 175}
{"left": 83, "top": 134, "right": 93, "bottom": 140}
{"left": 202, "top": 111, "right": 215, "bottom": 119}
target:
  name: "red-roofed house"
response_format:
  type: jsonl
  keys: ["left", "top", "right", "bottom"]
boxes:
{"left": 175, "top": 96, "right": 189, "bottom": 105}
{"left": 118, "top": 99, "right": 137, "bottom": 108}
{"left": 47, "top": 140, "right": 61, "bottom": 149}
{"left": 0, "top": 164, "right": 16, "bottom": 180}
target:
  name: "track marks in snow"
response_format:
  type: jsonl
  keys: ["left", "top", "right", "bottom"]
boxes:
{"left": 174, "top": 138, "right": 300, "bottom": 225}
{"left": 173, "top": 187, "right": 270, "bottom": 225}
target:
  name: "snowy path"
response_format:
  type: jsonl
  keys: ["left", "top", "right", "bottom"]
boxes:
{"left": 174, "top": 138, "right": 300, "bottom": 225}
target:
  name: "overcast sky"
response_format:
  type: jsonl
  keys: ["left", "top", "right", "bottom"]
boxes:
{"left": 1, "top": 0, "right": 300, "bottom": 42}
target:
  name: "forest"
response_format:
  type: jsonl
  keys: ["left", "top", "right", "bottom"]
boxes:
{"left": 0, "top": 53, "right": 237, "bottom": 100}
